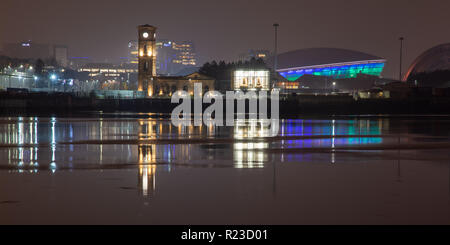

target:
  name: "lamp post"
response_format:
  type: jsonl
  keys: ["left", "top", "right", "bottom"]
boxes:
{"left": 50, "top": 74, "right": 57, "bottom": 91}
{"left": 273, "top": 23, "right": 279, "bottom": 88}
{"left": 399, "top": 37, "right": 404, "bottom": 81}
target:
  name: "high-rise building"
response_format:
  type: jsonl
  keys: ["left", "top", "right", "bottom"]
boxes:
{"left": 53, "top": 45, "right": 68, "bottom": 67}
{"left": 127, "top": 40, "right": 138, "bottom": 64}
{"left": 128, "top": 38, "right": 197, "bottom": 75}
{"left": 172, "top": 41, "right": 196, "bottom": 67}
{"left": 155, "top": 39, "right": 177, "bottom": 75}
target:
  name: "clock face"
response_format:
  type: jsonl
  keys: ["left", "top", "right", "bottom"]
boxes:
{"left": 142, "top": 32, "right": 149, "bottom": 38}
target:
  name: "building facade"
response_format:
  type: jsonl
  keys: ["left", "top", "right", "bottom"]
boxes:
{"left": 53, "top": 45, "right": 68, "bottom": 67}
{"left": 155, "top": 39, "right": 177, "bottom": 75}
{"left": 274, "top": 48, "right": 386, "bottom": 82}
{"left": 153, "top": 72, "right": 214, "bottom": 97}
{"left": 137, "top": 24, "right": 213, "bottom": 97}
{"left": 232, "top": 69, "right": 270, "bottom": 91}
{"left": 137, "top": 25, "right": 157, "bottom": 96}
{"left": 129, "top": 38, "right": 197, "bottom": 75}
{"left": 78, "top": 63, "right": 138, "bottom": 90}
{"left": 127, "top": 41, "right": 138, "bottom": 64}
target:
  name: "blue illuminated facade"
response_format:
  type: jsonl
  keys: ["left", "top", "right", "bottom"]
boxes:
{"left": 278, "top": 61, "right": 386, "bottom": 81}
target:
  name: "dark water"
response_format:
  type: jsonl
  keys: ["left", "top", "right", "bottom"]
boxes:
{"left": 0, "top": 114, "right": 450, "bottom": 224}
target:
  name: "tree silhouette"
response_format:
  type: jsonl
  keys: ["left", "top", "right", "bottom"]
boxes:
{"left": 199, "top": 58, "right": 267, "bottom": 81}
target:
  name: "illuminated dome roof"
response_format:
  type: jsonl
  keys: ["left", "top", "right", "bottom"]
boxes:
{"left": 275, "top": 48, "right": 384, "bottom": 70}
{"left": 404, "top": 43, "right": 450, "bottom": 81}
{"left": 271, "top": 48, "right": 386, "bottom": 81}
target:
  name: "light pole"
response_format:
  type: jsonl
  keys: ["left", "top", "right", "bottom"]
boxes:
{"left": 273, "top": 23, "right": 279, "bottom": 88}
{"left": 399, "top": 37, "right": 404, "bottom": 81}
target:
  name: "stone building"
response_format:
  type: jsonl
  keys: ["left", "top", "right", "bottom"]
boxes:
{"left": 137, "top": 24, "right": 214, "bottom": 97}
{"left": 137, "top": 25, "right": 157, "bottom": 96}
{"left": 153, "top": 72, "right": 214, "bottom": 97}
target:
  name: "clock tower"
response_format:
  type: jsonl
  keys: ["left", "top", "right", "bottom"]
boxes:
{"left": 137, "top": 24, "right": 157, "bottom": 96}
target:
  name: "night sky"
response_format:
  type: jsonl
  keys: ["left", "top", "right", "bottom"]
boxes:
{"left": 1, "top": 0, "right": 449, "bottom": 78}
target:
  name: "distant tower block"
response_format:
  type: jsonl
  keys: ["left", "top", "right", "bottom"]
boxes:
{"left": 137, "top": 24, "right": 157, "bottom": 96}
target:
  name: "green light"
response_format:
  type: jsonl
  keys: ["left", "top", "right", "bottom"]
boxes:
{"left": 281, "top": 62, "right": 385, "bottom": 81}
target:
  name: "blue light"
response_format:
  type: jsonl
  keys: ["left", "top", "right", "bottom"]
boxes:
{"left": 50, "top": 74, "right": 57, "bottom": 81}
{"left": 279, "top": 61, "right": 386, "bottom": 81}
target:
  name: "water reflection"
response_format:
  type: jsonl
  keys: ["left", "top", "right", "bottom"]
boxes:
{"left": 7, "top": 117, "right": 39, "bottom": 173}
{"left": 2, "top": 115, "right": 450, "bottom": 224}
{"left": 138, "top": 144, "right": 156, "bottom": 197}
{"left": 0, "top": 116, "right": 393, "bottom": 173}
{"left": 276, "top": 118, "right": 387, "bottom": 164}
{"left": 234, "top": 120, "right": 270, "bottom": 168}
{"left": 1, "top": 114, "right": 450, "bottom": 204}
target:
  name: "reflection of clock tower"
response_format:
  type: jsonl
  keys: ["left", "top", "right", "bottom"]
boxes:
{"left": 137, "top": 24, "right": 157, "bottom": 96}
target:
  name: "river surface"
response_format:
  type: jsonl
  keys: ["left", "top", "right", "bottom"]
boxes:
{"left": 0, "top": 113, "right": 450, "bottom": 224}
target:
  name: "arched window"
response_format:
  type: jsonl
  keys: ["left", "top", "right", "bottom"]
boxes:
{"left": 144, "top": 61, "right": 148, "bottom": 71}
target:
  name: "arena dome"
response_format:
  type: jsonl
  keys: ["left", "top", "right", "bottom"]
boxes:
{"left": 274, "top": 48, "right": 386, "bottom": 81}
{"left": 403, "top": 43, "right": 450, "bottom": 81}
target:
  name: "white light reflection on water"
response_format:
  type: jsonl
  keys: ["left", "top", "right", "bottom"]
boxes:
{"left": 1, "top": 115, "right": 450, "bottom": 224}
{"left": 0, "top": 116, "right": 398, "bottom": 198}
{"left": 0, "top": 117, "right": 391, "bottom": 172}
{"left": 234, "top": 119, "right": 269, "bottom": 168}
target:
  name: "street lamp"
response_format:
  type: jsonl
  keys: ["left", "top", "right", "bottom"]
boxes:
{"left": 50, "top": 74, "right": 57, "bottom": 91}
{"left": 273, "top": 23, "right": 279, "bottom": 89}
{"left": 399, "top": 37, "right": 404, "bottom": 81}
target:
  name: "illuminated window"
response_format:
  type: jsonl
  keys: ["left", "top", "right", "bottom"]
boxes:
{"left": 233, "top": 70, "right": 269, "bottom": 90}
